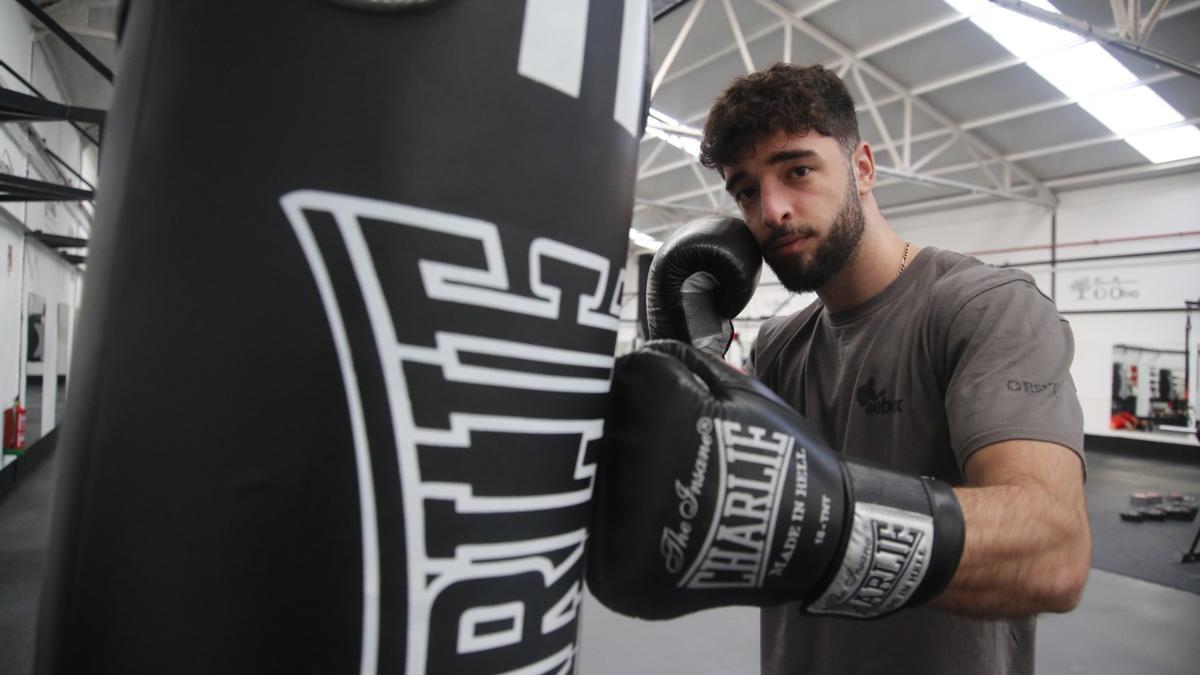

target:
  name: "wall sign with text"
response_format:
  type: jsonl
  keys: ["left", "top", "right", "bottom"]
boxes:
{"left": 1054, "top": 256, "right": 1200, "bottom": 312}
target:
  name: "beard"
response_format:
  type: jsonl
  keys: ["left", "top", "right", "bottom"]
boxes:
{"left": 763, "top": 179, "right": 865, "bottom": 294}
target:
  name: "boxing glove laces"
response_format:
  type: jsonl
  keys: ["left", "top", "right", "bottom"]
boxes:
{"left": 588, "top": 341, "right": 964, "bottom": 620}
{"left": 646, "top": 217, "right": 762, "bottom": 357}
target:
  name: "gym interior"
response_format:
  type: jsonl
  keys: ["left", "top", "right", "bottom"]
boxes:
{"left": 1, "top": 0, "right": 1198, "bottom": 673}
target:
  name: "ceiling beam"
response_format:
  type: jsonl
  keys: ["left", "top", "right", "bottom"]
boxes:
{"left": 1137, "top": 0, "right": 1171, "bottom": 45}
{"left": 853, "top": 12, "right": 969, "bottom": 60}
{"left": 640, "top": 0, "right": 1200, "bottom": 220}
{"left": 883, "top": 191, "right": 1007, "bottom": 217}
{"left": 749, "top": 0, "right": 1054, "bottom": 204}
{"left": 988, "top": 0, "right": 1200, "bottom": 79}
{"left": 35, "top": 24, "right": 117, "bottom": 42}
{"left": 690, "top": 162, "right": 721, "bottom": 209}
{"left": 14, "top": 0, "right": 112, "bottom": 82}
{"left": 645, "top": 178, "right": 726, "bottom": 206}
{"left": 639, "top": 154, "right": 696, "bottom": 180}
{"left": 869, "top": 67, "right": 1186, "bottom": 158}
{"left": 910, "top": 132, "right": 961, "bottom": 172}
{"left": 851, "top": 66, "right": 904, "bottom": 168}
{"left": 656, "top": 0, "right": 844, "bottom": 89}
{"left": 673, "top": 0, "right": 1199, "bottom": 126}
{"left": 884, "top": 154, "right": 1200, "bottom": 218}
{"left": 875, "top": 116, "right": 1200, "bottom": 187}
{"left": 721, "top": 0, "right": 757, "bottom": 73}
{"left": 879, "top": 0, "right": 1200, "bottom": 103}
{"left": 633, "top": 199, "right": 730, "bottom": 226}
{"left": 651, "top": 0, "right": 707, "bottom": 97}
{"left": 875, "top": 165, "right": 1051, "bottom": 206}
{"left": 1043, "top": 154, "right": 1200, "bottom": 189}
{"left": 1110, "top": 0, "right": 1132, "bottom": 38}
{"left": 1005, "top": 116, "right": 1200, "bottom": 162}
{"left": 638, "top": 140, "right": 671, "bottom": 175}
{"left": 652, "top": 0, "right": 1059, "bottom": 207}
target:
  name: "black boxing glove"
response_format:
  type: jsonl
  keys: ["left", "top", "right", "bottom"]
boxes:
{"left": 646, "top": 217, "right": 761, "bottom": 356}
{"left": 587, "top": 341, "right": 964, "bottom": 620}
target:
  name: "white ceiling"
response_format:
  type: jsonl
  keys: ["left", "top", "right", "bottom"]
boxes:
{"left": 28, "top": 0, "right": 118, "bottom": 111}
{"left": 20, "top": 0, "right": 1200, "bottom": 243}
{"left": 636, "top": 0, "right": 1200, "bottom": 238}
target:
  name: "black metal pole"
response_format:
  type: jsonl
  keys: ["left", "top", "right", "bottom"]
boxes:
{"left": 1185, "top": 303, "right": 1192, "bottom": 413}
{"left": 0, "top": 58, "right": 101, "bottom": 147}
{"left": 654, "top": 0, "right": 695, "bottom": 21}
{"left": 1050, "top": 209, "right": 1057, "bottom": 301}
{"left": 1186, "top": 300, "right": 1198, "bottom": 440}
{"left": 1001, "top": 247, "right": 1200, "bottom": 269}
{"left": 13, "top": 0, "right": 114, "bottom": 82}
{"left": 44, "top": 147, "right": 95, "bottom": 192}
{"left": 1183, "top": 523, "right": 1200, "bottom": 563}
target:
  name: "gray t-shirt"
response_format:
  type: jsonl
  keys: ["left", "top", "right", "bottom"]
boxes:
{"left": 749, "top": 247, "right": 1084, "bottom": 675}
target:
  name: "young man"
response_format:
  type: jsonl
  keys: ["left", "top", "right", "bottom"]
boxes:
{"left": 701, "top": 63, "right": 1091, "bottom": 674}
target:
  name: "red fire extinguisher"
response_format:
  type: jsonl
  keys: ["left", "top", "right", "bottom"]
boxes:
{"left": 4, "top": 398, "right": 27, "bottom": 453}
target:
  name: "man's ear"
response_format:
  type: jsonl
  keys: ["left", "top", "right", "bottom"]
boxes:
{"left": 852, "top": 141, "right": 875, "bottom": 194}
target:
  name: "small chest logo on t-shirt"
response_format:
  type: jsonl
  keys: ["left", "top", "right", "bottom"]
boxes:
{"left": 856, "top": 378, "right": 903, "bottom": 415}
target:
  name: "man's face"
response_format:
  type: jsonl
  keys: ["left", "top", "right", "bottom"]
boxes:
{"left": 721, "top": 130, "right": 865, "bottom": 293}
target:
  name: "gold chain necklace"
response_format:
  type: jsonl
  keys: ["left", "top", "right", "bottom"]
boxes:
{"left": 897, "top": 241, "right": 912, "bottom": 278}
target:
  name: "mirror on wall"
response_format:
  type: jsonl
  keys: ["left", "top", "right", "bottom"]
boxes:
{"left": 56, "top": 303, "right": 70, "bottom": 422}
{"left": 24, "top": 293, "right": 47, "bottom": 444}
{"left": 1111, "top": 344, "right": 1189, "bottom": 433}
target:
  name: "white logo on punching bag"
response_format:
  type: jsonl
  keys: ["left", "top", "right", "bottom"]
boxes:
{"left": 281, "top": 190, "right": 626, "bottom": 675}
{"left": 518, "top": 0, "right": 650, "bottom": 137}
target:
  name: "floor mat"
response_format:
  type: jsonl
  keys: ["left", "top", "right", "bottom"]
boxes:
{"left": 1085, "top": 450, "right": 1200, "bottom": 594}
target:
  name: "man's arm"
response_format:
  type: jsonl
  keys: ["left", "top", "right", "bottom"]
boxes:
{"left": 932, "top": 439, "right": 1091, "bottom": 617}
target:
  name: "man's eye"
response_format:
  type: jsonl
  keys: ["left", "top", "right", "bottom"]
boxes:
{"left": 734, "top": 187, "right": 758, "bottom": 203}
{"left": 790, "top": 166, "right": 811, "bottom": 178}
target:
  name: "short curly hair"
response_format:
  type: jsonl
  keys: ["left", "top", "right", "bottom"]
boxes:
{"left": 699, "top": 63, "right": 860, "bottom": 173}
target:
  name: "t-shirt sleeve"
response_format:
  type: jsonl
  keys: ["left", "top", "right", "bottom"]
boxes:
{"left": 940, "top": 278, "right": 1085, "bottom": 471}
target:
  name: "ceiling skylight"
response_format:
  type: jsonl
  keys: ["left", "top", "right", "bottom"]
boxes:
{"left": 629, "top": 228, "right": 663, "bottom": 251}
{"left": 646, "top": 108, "right": 701, "bottom": 158}
{"left": 944, "top": 0, "right": 1200, "bottom": 163}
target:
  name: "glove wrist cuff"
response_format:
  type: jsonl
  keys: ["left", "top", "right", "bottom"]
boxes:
{"left": 907, "top": 477, "right": 964, "bottom": 605}
{"left": 803, "top": 460, "right": 964, "bottom": 619}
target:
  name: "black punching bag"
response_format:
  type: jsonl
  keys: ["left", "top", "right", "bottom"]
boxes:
{"left": 36, "top": 1, "right": 649, "bottom": 672}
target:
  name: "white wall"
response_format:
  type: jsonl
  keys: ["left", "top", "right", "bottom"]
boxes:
{"left": 0, "top": 2, "right": 88, "bottom": 440}
{"left": 0, "top": 217, "right": 26, "bottom": 417}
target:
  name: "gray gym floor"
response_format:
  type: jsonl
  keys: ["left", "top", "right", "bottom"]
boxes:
{"left": 0, "top": 450, "right": 54, "bottom": 675}
{"left": 579, "top": 568, "right": 1200, "bottom": 674}
{"left": 2, "top": 447, "right": 1198, "bottom": 673}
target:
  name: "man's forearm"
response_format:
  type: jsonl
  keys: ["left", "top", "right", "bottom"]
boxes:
{"left": 931, "top": 482, "right": 1091, "bottom": 618}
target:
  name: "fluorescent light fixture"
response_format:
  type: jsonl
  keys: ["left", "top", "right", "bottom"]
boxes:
{"left": 1078, "top": 86, "right": 1184, "bottom": 135}
{"left": 945, "top": 0, "right": 1078, "bottom": 59}
{"left": 645, "top": 107, "right": 702, "bottom": 158}
{"left": 1027, "top": 43, "right": 1135, "bottom": 99}
{"left": 1124, "top": 125, "right": 1200, "bottom": 164}
{"left": 629, "top": 228, "right": 663, "bottom": 251}
{"left": 944, "top": 0, "right": 1200, "bottom": 164}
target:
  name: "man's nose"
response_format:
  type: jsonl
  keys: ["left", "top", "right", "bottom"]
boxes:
{"left": 760, "top": 181, "right": 792, "bottom": 228}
